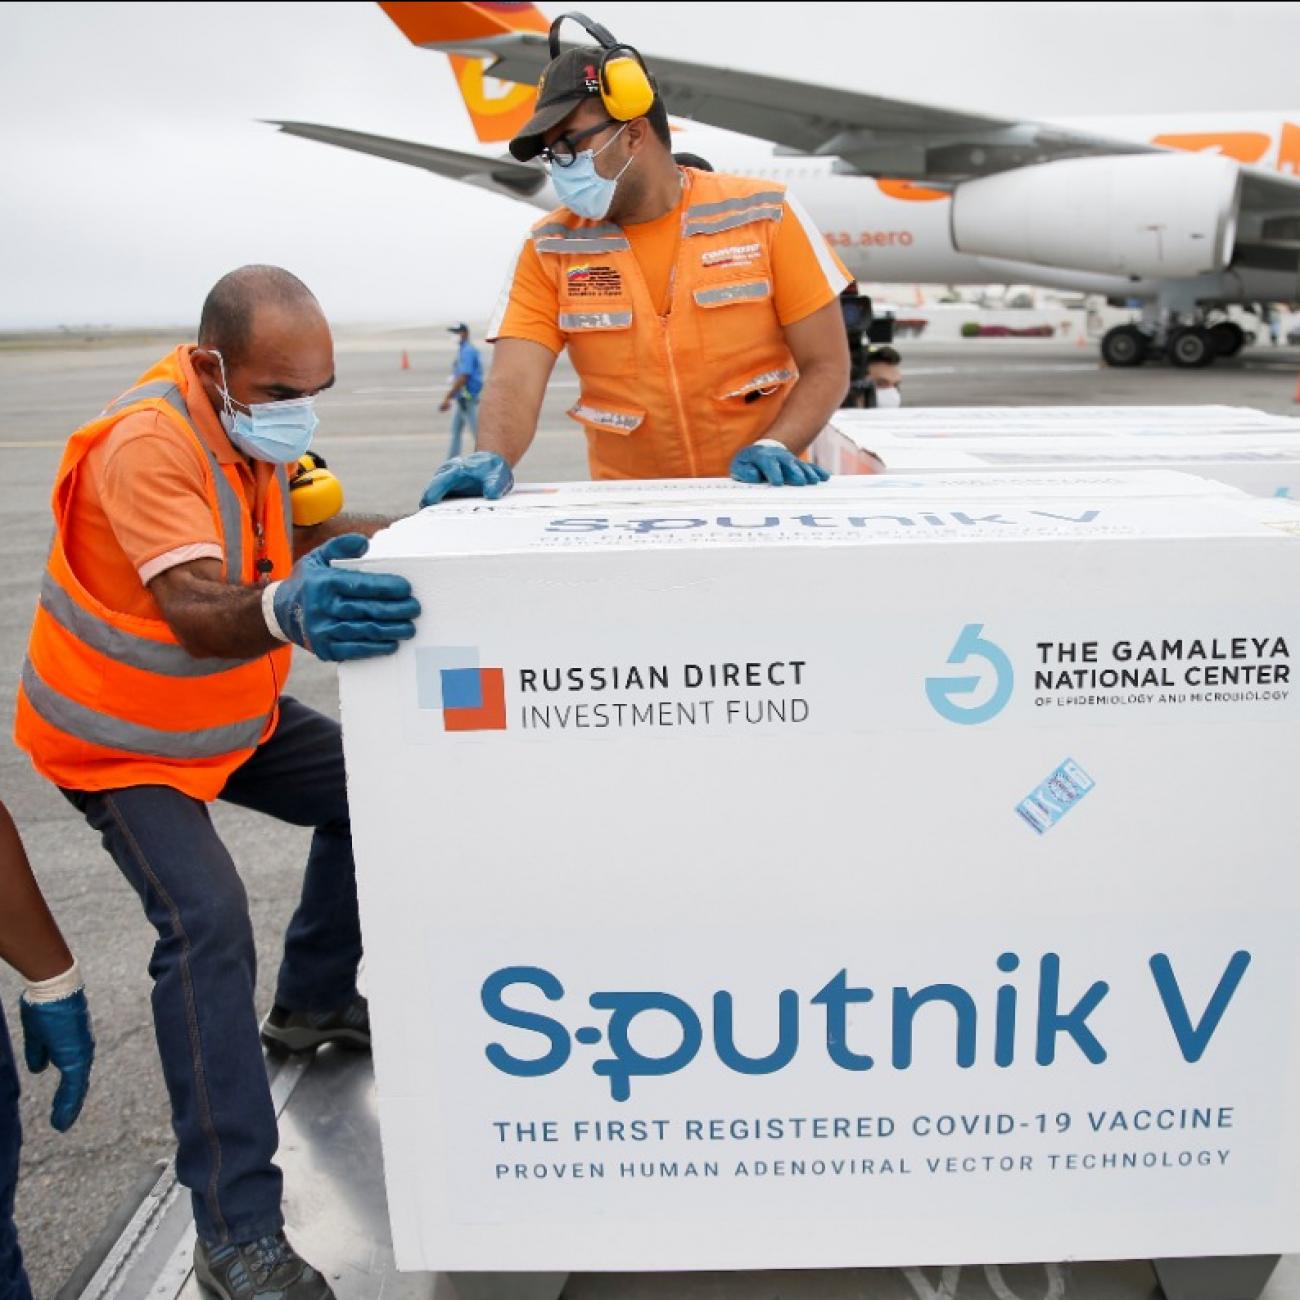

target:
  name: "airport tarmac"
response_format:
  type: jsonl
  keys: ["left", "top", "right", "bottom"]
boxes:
{"left": 2, "top": 327, "right": 1299, "bottom": 1297}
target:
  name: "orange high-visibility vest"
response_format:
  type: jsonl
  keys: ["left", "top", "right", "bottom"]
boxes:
{"left": 14, "top": 348, "right": 295, "bottom": 800}
{"left": 535, "top": 171, "right": 803, "bottom": 480}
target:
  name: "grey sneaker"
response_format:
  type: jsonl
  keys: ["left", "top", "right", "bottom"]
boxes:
{"left": 194, "top": 1232, "right": 334, "bottom": 1299}
{"left": 260, "top": 992, "right": 370, "bottom": 1057}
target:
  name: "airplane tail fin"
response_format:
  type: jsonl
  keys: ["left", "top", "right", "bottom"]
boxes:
{"left": 378, "top": 2, "right": 548, "bottom": 143}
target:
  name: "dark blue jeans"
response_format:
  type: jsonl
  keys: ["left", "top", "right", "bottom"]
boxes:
{"left": 64, "top": 697, "right": 361, "bottom": 1247}
{"left": 0, "top": 1008, "right": 32, "bottom": 1300}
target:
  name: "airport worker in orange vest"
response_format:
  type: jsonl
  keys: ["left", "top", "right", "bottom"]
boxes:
{"left": 420, "top": 13, "right": 852, "bottom": 506}
{"left": 13, "top": 265, "right": 424, "bottom": 1300}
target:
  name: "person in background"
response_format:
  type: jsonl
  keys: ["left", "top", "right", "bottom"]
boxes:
{"left": 864, "top": 345, "right": 904, "bottom": 407}
{"left": 839, "top": 281, "right": 871, "bottom": 408}
{"left": 671, "top": 151, "right": 714, "bottom": 171}
{"left": 439, "top": 323, "right": 484, "bottom": 458}
{"left": 1, "top": 796, "right": 95, "bottom": 1300}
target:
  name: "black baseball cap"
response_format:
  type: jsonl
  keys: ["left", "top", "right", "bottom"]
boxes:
{"left": 509, "top": 47, "right": 608, "bottom": 162}
{"left": 447, "top": 323, "right": 469, "bottom": 334}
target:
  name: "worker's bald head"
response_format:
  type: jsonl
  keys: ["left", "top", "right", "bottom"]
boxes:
{"left": 193, "top": 266, "right": 335, "bottom": 419}
{"left": 198, "top": 265, "right": 324, "bottom": 367}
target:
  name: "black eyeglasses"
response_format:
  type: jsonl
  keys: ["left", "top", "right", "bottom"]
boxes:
{"left": 540, "top": 118, "right": 619, "bottom": 168}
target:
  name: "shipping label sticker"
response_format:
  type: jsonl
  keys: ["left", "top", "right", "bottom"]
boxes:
{"left": 1016, "top": 758, "right": 1095, "bottom": 835}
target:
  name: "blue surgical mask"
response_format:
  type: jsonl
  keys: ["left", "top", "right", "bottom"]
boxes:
{"left": 550, "top": 123, "right": 634, "bottom": 221}
{"left": 207, "top": 349, "right": 320, "bottom": 463}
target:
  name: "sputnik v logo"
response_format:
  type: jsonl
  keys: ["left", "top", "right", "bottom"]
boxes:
{"left": 925, "top": 623, "right": 1014, "bottom": 725}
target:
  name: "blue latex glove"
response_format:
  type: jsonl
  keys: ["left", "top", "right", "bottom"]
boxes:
{"left": 420, "top": 452, "right": 514, "bottom": 506}
{"left": 20, "top": 989, "right": 94, "bottom": 1133}
{"left": 730, "top": 440, "right": 830, "bottom": 487}
{"left": 272, "top": 534, "right": 421, "bottom": 663}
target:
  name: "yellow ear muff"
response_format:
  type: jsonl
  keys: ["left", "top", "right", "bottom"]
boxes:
{"left": 601, "top": 53, "right": 655, "bottom": 121}
{"left": 289, "top": 454, "right": 345, "bottom": 527}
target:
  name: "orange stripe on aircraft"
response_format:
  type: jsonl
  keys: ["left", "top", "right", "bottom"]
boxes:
{"left": 1279, "top": 122, "right": 1300, "bottom": 175}
{"left": 379, "top": 2, "right": 548, "bottom": 144}
{"left": 876, "top": 179, "right": 948, "bottom": 202}
{"left": 1152, "top": 131, "right": 1272, "bottom": 164}
{"left": 378, "top": 1, "right": 547, "bottom": 47}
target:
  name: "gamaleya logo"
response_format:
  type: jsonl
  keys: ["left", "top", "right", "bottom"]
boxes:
{"left": 926, "top": 623, "right": 1014, "bottom": 725}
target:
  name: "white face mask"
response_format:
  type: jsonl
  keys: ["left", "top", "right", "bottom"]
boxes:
{"left": 874, "top": 386, "right": 903, "bottom": 409}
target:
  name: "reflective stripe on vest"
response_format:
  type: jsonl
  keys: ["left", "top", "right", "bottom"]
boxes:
{"left": 537, "top": 235, "right": 632, "bottom": 255}
{"left": 103, "top": 379, "right": 190, "bottom": 420}
{"left": 693, "top": 280, "right": 771, "bottom": 307}
{"left": 534, "top": 223, "right": 632, "bottom": 255}
{"left": 685, "top": 191, "right": 784, "bottom": 220}
{"left": 534, "top": 221, "right": 622, "bottom": 238}
{"left": 569, "top": 401, "right": 644, "bottom": 433}
{"left": 21, "top": 660, "right": 270, "bottom": 760}
{"left": 38, "top": 572, "right": 255, "bottom": 677}
{"left": 559, "top": 311, "right": 634, "bottom": 331}
{"left": 276, "top": 463, "right": 292, "bottom": 544}
{"left": 104, "top": 379, "right": 245, "bottom": 582}
{"left": 722, "top": 368, "right": 797, "bottom": 399}
{"left": 685, "top": 206, "right": 784, "bottom": 238}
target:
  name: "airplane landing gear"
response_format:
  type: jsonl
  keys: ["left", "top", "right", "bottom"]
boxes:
{"left": 1100, "top": 325, "right": 1150, "bottom": 368}
{"left": 1100, "top": 302, "right": 1251, "bottom": 370}
{"left": 1209, "top": 320, "right": 1246, "bottom": 358}
{"left": 1167, "top": 326, "right": 1216, "bottom": 369}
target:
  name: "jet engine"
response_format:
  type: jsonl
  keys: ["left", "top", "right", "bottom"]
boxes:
{"left": 951, "top": 152, "right": 1241, "bottom": 279}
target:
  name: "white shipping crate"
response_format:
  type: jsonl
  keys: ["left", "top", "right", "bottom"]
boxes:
{"left": 819, "top": 405, "right": 1300, "bottom": 435}
{"left": 816, "top": 412, "right": 1300, "bottom": 498}
{"left": 339, "top": 477, "right": 1300, "bottom": 1274}
{"left": 427, "top": 470, "right": 1249, "bottom": 519}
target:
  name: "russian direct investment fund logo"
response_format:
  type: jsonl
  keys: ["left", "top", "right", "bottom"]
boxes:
{"left": 925, "top": 623, "right": 1014, "bottom": 725}
{"left": 417, "top": 647, "right": 506, "bottom": 732}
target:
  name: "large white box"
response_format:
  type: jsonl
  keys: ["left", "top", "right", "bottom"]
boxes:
{"left": 816, "top": 410, "right": 1300, "bottom": 497}
{"left": 815, "top": 405, "right": 1300, "bottom": 440}
{"left": 339, "top": 475, "right": 1300, "bottom": 1274}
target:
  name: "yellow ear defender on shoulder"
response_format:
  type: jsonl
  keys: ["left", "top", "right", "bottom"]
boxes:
{"left": 549, "top": 12, "right": 656, "bottom": 123}
{"left": 288, "top": 452, "right": 344, "bottom": 527}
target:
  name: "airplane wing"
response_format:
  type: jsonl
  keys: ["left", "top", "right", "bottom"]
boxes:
{"left": 265, "top": 120, "right": 547, "bottom": 198}
{"left": 382, "top": 23, "right": 1154, "bottom": 182}
{"left": 382, "top": 10, "right": 1300, "bottom": 233}
{"left": 285, "top": 2, "right": 1298, "bottom": 281}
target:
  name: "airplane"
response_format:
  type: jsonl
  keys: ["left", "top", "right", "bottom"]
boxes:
{"left": 267, "top": 0, "right": 1300, "bottom": 373}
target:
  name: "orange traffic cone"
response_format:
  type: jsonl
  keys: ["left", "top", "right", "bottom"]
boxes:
{"left": 400, "top": 350, "right": 411, "bottom": 371}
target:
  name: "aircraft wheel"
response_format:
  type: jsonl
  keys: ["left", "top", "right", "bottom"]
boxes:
{"left": 1210, "top": 321, "right": 1246, "bottom": 357}
{"left": 1100, "top": 325, "right": 1148, "bottom": 368}
{"left": 1168, "top": 326, "right": 1217, "bottom": 369}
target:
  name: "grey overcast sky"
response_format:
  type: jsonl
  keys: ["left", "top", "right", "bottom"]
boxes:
{"left": 3, "top": 1, "right": 1299, "bottom": 329}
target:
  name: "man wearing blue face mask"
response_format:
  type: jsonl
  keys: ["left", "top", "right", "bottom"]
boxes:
{"left": 421, "top": 16, "right": 852, "bottom": 505}
{"left": 14, "top": 266, "right": 422, "bottom": 1299}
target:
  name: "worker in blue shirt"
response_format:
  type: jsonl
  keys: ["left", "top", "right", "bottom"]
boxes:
{"left": 439, "top": 323, "right": 484, "bottom": 459}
